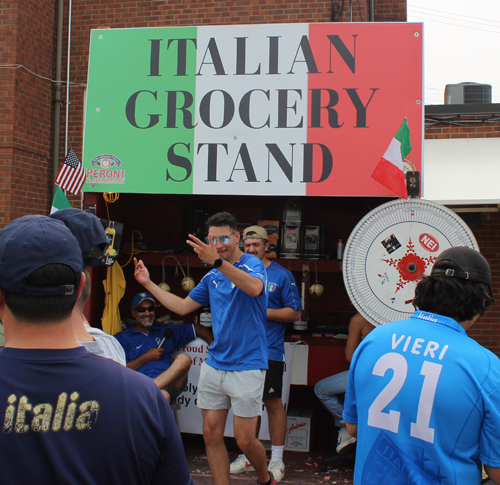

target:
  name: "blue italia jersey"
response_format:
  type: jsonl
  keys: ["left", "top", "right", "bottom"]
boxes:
{"left": 115, "top": 323, "right": 196, "bottom": 378}
{"left": 343, "top": 311, "right": 500, "bottom": 485}
{"left": 266, "top": 261, "right": 301, "bottom": 361}
{"left": 189, "top": 253, "right": 268, "bottom": 371}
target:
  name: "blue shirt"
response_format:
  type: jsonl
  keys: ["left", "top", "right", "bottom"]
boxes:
{"left": 343, "top": 311, "right": 500, "bottom": 485}
{"left": 266, "top": 261, "right": 301, "bottom": 361}
{"left": 189, "top": 253, "right": 268, "bottom": 371}
{"left": 115, "top": 323, "right": 196, "bottom": 378}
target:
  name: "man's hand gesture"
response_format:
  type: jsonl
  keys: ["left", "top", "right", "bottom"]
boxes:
{"left": 187, "top": 234, "right": 219, "bottom": 266}
{"left": 134, "top": 258, "right": 151, "bottom": 287}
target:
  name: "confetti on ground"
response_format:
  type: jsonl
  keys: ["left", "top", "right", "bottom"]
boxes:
{"left": 306, "top": 462, "right": 313, "bottom": 466}
{"left": 324, "top": 477, "right": 331, "bottom": 481}
{"left": 294, "top": 469, "right": 304, "bottom": 472}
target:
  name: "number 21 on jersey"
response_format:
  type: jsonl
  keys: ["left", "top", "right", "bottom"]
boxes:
{"left": 367, "top": 352, "right": 442, "bottom": 444}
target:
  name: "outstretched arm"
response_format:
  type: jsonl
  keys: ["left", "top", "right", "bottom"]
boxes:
{"left": 134, "top": 258, "right": 202, "bottom": 316}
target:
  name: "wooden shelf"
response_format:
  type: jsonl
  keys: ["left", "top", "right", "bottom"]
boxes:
{"left": 132, "top": 252, "right": 343, "bottom": 273}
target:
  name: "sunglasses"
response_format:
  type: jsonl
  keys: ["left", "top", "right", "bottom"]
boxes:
{"left": 205, "top": 232, "right": 235, "bottom": 245}
{"left": 134, "top": 305, "right": 155, "bottom": 313}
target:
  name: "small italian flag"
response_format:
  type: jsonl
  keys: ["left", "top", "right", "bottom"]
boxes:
{"left": 50, "top": 185, "right": 72, "bottom": 214}
{"left": 371, "top": 119, "right": 411, "bottom": 199}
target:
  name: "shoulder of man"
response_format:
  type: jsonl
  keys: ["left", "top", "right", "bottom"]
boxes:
{"left": 239, "top": 252, "right": 266, "bottom": 272}
{"left": 268, "top": 260, "right": 295, "bottom": 278}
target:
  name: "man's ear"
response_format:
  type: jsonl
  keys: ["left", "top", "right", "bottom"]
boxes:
{"left": 265, "top": 241, "right": 270, "bottom": 251}
{"left": 235, "top": 230, "right": 240, "bottom": 242}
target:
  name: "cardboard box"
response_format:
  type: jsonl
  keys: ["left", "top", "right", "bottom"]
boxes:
{"left": 285, "top": 409, "right": 314, "bottom": 452}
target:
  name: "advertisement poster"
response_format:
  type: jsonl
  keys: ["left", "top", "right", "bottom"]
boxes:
{"left": 83, "top": 22, "right": 423, "bottom": 197}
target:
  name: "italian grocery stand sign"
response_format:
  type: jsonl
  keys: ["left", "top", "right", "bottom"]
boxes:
{"left": 83, "top": 22, "right": 423, "bottom": 196}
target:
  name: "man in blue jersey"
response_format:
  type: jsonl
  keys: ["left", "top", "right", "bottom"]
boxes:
{"left": 343, "top": 247, "right": 500, "bottom": 485}
{"left": 228, "top": 225, "right": 301, "bottom": 482}
{"left": 115, "top": 292, "right": 213, "bottom": 402}
{"left": 133, "top": 212, "right": 276, "bottom": 485}
{"left": 0, "top": 215, "right": 193, "bottom": 484}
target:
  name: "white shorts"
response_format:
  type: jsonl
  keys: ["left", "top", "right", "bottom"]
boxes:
{"left": 197, "top": 362, "right": 266, "bottom": 418}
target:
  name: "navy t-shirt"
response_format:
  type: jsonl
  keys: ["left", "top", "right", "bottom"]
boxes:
{"left": 0, "top": 347, "right": 194, "bottom": 485}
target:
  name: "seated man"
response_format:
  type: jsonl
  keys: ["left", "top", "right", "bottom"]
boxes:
{"left": 314, "top": 313, "right": 374, "bottom": 455}
{"left": 115, "top": 292, "right": 213, "bottom": 402}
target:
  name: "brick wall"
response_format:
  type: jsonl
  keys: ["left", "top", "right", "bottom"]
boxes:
{"left": 467, "top": 211, "right": 500, "bottom": 355}
{"left": 426, "top": 116, "right": 500, "bottom": 139}
{"left": 0, "top": 1, "right": 56, "bottom": 222}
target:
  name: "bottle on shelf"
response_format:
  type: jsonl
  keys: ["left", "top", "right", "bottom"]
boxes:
{"left": 337, "top": 239, "right": 344, "bottom": 260}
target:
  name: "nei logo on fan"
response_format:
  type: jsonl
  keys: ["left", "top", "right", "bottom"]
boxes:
{"left": 419, "top": 234, "right": 439, "bottom": 252}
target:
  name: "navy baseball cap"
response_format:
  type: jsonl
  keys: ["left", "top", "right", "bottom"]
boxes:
{"left": 0, "top": 215, "right": 83, "bottom": 296}
{"left": 49, "top": 208, "right": 108, "bottom": 266}
{"left": 132, "top": 292, "right": 155, "bottom": 309}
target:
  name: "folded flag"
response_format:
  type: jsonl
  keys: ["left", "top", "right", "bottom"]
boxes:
{"left": 55, "top": 147, "right": 85, "bottom": 195}
{"left": 371, "top": 119, "right": 411, "bottom": 199}
{"left": 50, "top": 185, "right": 72, "bottom": 214}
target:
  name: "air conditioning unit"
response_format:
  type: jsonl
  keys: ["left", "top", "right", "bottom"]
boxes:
{"left": 444, "top": 82, "right": 492, "bottom": 105}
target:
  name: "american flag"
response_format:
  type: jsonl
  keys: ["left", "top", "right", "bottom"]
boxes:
{"left": 55, "top": 147, "right": 85, "bottom": 195}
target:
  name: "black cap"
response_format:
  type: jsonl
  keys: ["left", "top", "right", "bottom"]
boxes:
{"left": 431, "top": 247, "right": 493, "bottom": 299}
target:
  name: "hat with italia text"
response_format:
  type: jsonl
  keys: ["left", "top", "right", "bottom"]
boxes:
{"left": 0, "top": 215, "right": 83, "bottom": 296}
